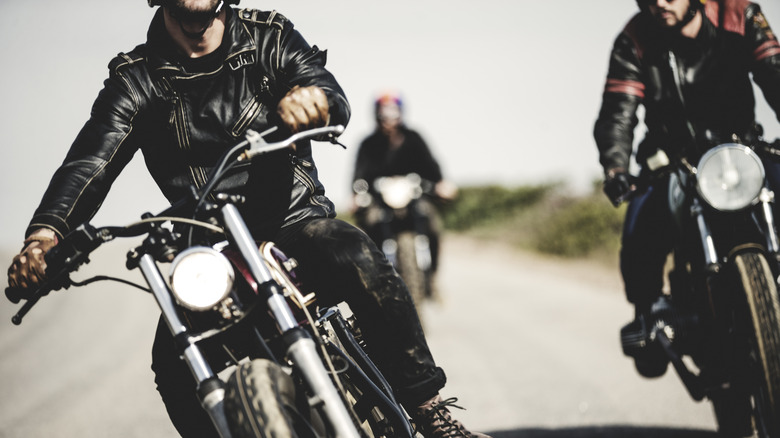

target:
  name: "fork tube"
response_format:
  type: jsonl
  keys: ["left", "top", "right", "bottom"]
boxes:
{"left": 137, "top": 254, "right": 233, "bottom": 438}
{"left": 220, "top": 204, "right": 297, "bottom": 330}
{"left": 760, "top": 187, "right": 780, "bottom": 254}
{"left": 221, "top": 204, "right": 273, "bottom": 284}
{"left": 137, "top": 254, "right": 215, "bottom": 382}
{"left": 692, "top": 199, "right": 719, "bottom": 268}
{"left": 220, "top": 204, "right": 360, "bottom": 437}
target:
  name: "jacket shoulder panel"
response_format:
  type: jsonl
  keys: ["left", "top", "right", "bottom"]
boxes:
{"left": 237, "top": 8, "right": 289, "bottom": 30}
{"left": 623, "top": 13, "right": 651, "bottom": 60}
{"left": 108, "top": 44, "right": 149, "bottom": 74}
{"left": 705, "top": 0, "right": 751, "bottom": 35}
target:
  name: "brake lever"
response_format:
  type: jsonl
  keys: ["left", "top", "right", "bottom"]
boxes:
{"left": 9, "top": 223, "right": 108, "bottom": 325}
{"left": 8, "top": 270, "right": 73, "bottom": 325}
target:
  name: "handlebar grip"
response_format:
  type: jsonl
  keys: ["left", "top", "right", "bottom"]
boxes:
{"left": 5, "top": 287, "right": 28, "bottom": 304}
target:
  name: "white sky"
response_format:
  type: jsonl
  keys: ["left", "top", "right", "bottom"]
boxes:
{"left": 1, "top": 1, "right": 779, "bottom": 250}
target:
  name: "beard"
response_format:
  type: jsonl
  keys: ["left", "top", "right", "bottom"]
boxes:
{"left": 167, "top": 0, "right": 223, "bottom": 23}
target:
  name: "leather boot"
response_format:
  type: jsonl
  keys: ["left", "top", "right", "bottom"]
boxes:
{"left": 412, "top": 394, "right": 491, "bottom": 438}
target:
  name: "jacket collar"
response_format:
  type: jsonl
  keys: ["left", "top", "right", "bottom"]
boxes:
{"left": 145, "top": 6, "right": 256, "bottom": 76}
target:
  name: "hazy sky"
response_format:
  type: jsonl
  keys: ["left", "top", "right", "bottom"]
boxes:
{"left": 1, "top": 1, "right": 779, "bottom": 250}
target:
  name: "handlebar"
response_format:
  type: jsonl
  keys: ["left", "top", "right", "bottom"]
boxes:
{"left": 6, "top": 125, "right": 347, "bottom": 324}
{"left": 241, "top": 125, "right": 345, "bottom": 160}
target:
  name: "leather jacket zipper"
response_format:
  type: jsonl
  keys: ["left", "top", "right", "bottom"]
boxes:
{"left": 231, "top": 96, "right": 264, "bottom": 137}
{"left": 231, "top": 76, "right": 270, "bottom": 137}
{"left": 290, "top": 155, "right": 327, "bottom": 208}
{"left": 163, "top": 78, "right": 208, "bottom": 190}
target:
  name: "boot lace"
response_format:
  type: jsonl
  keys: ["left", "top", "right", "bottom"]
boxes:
{"left": 415, "top": 397, "right": 473, "bottom": 438}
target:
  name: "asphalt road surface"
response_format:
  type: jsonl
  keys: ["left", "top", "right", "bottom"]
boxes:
{"left": 0, "top": 235, "right": 720, "bottom": 438}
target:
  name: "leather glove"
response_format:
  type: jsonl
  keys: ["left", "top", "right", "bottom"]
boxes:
{"left": 7, "top": 232, "right": 58, "bottom": 290}
{"left": 603, "top": 169, "right": 633, "bottom": 207}
{"left": 277, "top": 85, "right": 330, "bottom": 134}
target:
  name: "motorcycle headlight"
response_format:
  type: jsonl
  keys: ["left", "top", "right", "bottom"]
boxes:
{"left": 170, "top": 247, "right": 234, "bottom": 311}
{"left": 697, "top": 143, "right": 765, "bottom": 211}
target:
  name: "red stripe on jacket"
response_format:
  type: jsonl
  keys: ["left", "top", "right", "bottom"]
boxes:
{"left": 605, "top": 79, "right": 646, "bottom": 98}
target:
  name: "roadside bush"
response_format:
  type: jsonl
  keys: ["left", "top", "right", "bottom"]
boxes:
{"left": 533, "top": 193, "right": 625, "bottom": 257}
{"left": 440, "top": 184, "right": 555, "bottom": 231}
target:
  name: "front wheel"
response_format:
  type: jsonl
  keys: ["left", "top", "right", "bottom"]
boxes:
{"left": 396, "top": 232, "right": 431, "bottom": 309}
{"left": 730, "top": 251, "right": 780, "bottom": 437}
{"left": 224, "top": 359, "right": 311, "bottom": 438}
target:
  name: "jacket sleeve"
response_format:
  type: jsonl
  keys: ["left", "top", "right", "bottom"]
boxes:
{"left": 26, "top": 68, "right": 141, "bottom": 239}
{"left": 593, "top": 30, "right": 645, "bottom": 173}
{"left": 747, "top": 3, "right": 780, "bottom": 124}
{"left": 276, "top": 21, "right": 351, "bottom": 129}
{"left": 406, "top": 130, "right": 443, "bottom": 183}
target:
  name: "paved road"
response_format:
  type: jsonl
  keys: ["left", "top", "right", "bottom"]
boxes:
{"left": 0, "top": 236, "right": 719, "bottom": 438}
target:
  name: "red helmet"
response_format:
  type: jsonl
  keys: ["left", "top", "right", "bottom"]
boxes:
{"left": 374, "top": 92, "right": 403, "bottom": 123}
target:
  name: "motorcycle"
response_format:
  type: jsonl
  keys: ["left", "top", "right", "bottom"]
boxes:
{"left": 352, "top": 174, "right": 439, "bottom": 310}
{"left": 619, "top": 136, "right": 780, "bottom": 437}
{"left": 5, "top": 125, "right": 415, "bottom": 438}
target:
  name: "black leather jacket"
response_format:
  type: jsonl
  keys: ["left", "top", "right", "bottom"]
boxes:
{"left": 27, "top": 7, "right": 350, "bottom": 240}
{"left": 353, "top": 126, "right": 443, "bottom": 190}
{"left": 594, "top": 0, "right": 780, "bottom": 174}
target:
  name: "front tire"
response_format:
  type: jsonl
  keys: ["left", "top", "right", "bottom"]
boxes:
{"left": 731, "top": 251, "right": 780, "bottom": 437}
{"left": 396, "top": 232, "right": 427, "bottom": 310}
{"left": 225, "top": 359, "right": 303, "bottom": 438}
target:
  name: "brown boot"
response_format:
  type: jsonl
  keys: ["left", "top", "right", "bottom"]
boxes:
{"left": 412, "top": 394, "right": 491, "bottom": 438}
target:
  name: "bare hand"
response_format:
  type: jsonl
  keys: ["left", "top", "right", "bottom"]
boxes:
{"left": 277, "top": 85, "right": 329, "bottom": 133}
{"left": 7, "top": 230, "right": 58, "bottom": 290}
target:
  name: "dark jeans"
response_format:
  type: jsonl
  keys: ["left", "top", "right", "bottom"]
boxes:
{"left": 621, "top": 158, "right": 780, "bottom": 310}
{"left": 151, "top": 217, "right": 446, "bottom": 437}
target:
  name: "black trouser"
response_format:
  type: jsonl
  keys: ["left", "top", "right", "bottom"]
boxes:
{"left": 619, "top": 179, "right": 674, "bottom": 310}
{"left": 151, "top": 217, "right": 446, "bottom": 437}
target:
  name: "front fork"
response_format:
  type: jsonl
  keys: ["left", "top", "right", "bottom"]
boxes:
{"left": 137, "top": 254, "right": 233, "bottom": 438}
{"left": 137, "top": 204, "right": 361, "bottom": 438}
{"left": 691, "top": 188, "right": 780, "bottom": 274}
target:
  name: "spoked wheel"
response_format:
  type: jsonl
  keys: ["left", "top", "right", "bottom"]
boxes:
{"left": 225, "top": 358, "right": 317, "bottom": 438}
{"left": 730, "top": 251, "right": 780, "bottom": 437}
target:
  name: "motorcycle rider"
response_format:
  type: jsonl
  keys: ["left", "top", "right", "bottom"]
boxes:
{"left": 5, "top": 1, "right": 489, "bottom": 437}
{"left": 352, "top": 92, "right": 458, "bottom": 288}
{"left": 594, "top": 0, "right": 780, "bottom": 377}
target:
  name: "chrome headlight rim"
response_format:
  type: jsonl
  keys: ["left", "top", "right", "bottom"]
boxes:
{"left": 169, "top": 246, "right": 235, "bottom": 311}
{"left": 696, "top": 143, "right": 765, "bottom": 212}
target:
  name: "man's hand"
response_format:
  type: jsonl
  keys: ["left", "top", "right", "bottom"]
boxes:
{"left": 603, "top": 168, "right": 634, "bottom": 207}
{"left": 277, "top": 85, "right": 329, "bottom": 133}
{"left": 7, "top": 229, "right": 58, "bottom": 290}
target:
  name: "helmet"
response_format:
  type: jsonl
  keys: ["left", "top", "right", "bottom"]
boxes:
{"left": 374, "top": 92, "right": 403, "bottom": 123}
{"left": 148, "top": 0, "right": 240, "bottom": 7}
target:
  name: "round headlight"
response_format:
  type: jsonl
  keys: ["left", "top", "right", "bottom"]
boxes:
{"left": 697, "top": 144, "right": 765, "bottom": 211}
{"left": 170, "top": 247, "right": 234, "bottom": 311}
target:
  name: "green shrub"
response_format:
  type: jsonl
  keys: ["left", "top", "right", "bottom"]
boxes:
{"left": 440, "top": 184, "right": 555, "bottom": 231}
{"left": 441, "top": 181, "right": 625, "bottom": 260}
{"left": 533, "top": 194, "right": 625, "bottom": 257}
